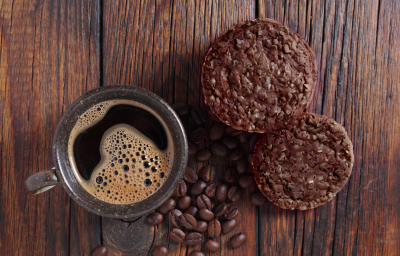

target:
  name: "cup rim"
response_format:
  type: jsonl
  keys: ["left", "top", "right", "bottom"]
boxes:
{"left": 53, "top": 85, "right": 188, "bottom": 218}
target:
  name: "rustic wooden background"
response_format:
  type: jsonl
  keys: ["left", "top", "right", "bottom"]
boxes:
{"left": 0, "top": 0, "right": 399, "bottom": 255}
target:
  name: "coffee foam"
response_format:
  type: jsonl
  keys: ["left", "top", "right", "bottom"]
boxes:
{"left": 68, "top": 100, "right": 173, "bottom": 204}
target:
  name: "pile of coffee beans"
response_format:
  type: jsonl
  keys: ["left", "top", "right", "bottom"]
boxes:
{"left": 147, "top": 103, "right": 268, "bottom": 256}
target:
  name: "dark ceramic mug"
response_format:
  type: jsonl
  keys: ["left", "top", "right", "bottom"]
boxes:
{"left": 25, "top": 85, "right": 188, "bottom": 219}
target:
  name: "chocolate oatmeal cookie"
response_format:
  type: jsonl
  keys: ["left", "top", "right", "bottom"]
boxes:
{"left": 202, "top": 18, "right": 317, "bottom": 133}
{"left": 252, "top": 113, "right": 354, "bottom": 210}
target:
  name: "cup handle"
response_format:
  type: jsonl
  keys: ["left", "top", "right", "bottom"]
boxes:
{"left": 25, "top": 167, "right": 62, "bottom": 194}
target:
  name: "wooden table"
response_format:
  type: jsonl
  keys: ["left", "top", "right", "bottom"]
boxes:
{"left": 1, "top": 0, "right": 399, "bottom": 255}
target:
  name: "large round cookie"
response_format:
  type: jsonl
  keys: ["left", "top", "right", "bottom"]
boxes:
{"left": 201, "top": 18, "right": 317, "bottom": 133}
{"left": 252, "top": 113, "right": 354, "bottom": 210}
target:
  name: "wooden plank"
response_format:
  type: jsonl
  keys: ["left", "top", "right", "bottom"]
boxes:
{"left": 0, "top": 0, "right": 101, "bottom": 255}
{"left": 258, "top": 0, "right": 400, "bottom": 255}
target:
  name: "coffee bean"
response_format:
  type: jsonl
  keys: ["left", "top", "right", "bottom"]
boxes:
{"left": 238, "top": 174, "right": 255, "bottom": 188}
{"left": 147, "top": 212, "right": 163, "bottom": 225}
{"left": 247, "top": 153, "right": 254, "bottom": 163}
{"left": 194, "top": 220, "right": 208, "bottom": 232}
{"left": 213, "top": 202, "right": 228, "bottom": 217}
{"left": 168, "top": 209, "right": 182, "bottom": 228}
{"left": 250, "top": 191, "right": 267, "bottom": 205}
{"left": 224, "top": 168, "right": 237, "bottom": 183}
{"left": 224, "top": 205, "right": 238, "bottom": 220}
{"left": 178, "top": 195, "right": 191, "bottom": 210}
{"left": 222, "top": 136, "right": 239, "bottom": 150}
{"left": 198, "top": 208, "right": 214, "bottom": 221}
{"left": 208, "top": 122, "right": 225, "bottom": 140}
{"left": 175, "top": 180, "right": 187, "bottom": 197}
{"left": 231, "top": 148, "right": 244, "bottom": 161}
{"left": 92, "top": 245, "right": 107, "bottom": 256}
{"left": 226, "top": 126, "right": 242, "bottom": 136}
{"left": 210, "top": 142, "right": 229, "bottom": 157}
{"left": 188, "top": 142, "right": 198, "bottom": 156}
{"left": 190, "top": 250, "right": 205, "bottom": 256}
{"left": 205, "top": 239, "right": 220, "bottom": 252}
{"left": 207, "top": 109, "right": 221, "bottom": 122}
{"left": 171, "top": 102, "right": 190, "bottom": 116}
{"left": 227, "top": 186, "right": 242, "bottom": 202}
{"left": 191, "top": 107, "right": 207, "bottom": 125}
{"left": 235, "top": 157, "right": 248, "bottom": 174}
{"left": 169, "top": 228, "right": 186, "bottom": 243}
{"left": 185, "top": 206, "right": 198, "bottom": 217}
{"left": 200, "top": 165, "right": 215, "bottom": 183}
{"left": 191, "top": 180, "right": 207, "bottom": 196}
{"left": 204, "top": 183, "right": 217, "bottom": 197}
{"left": 222, "top": 219, "right": 237, "bottom": 234}
{"left": 191, "top": 127, "right": 207, "bottom": 143}
{"left": 196, "top": 149, "right": 212, "bottom": 162}
{"left": 230, "top": 232, "right": 247, "bottom": 248}
{"left": 185, "top": 232, "right": 203, "bottom": 246}
{"left": 151, "top": 245, "right": 169, "bottom": 256}
{"left": 196, "top": 194, "right": 212, "bottom": 210}
{"left": 180, "top": 213, "right": 197, "bottom": 230}
{"left": 238, "top": 132, "right": 250, "bottom": 143}
{"left": 183, "top": 166, "right": 198, "bottom": 183}
{"left": 208, "top": 219, "right": 221, "bottom": 238}
{"left": 216, "top": 184, "right": 228, "bottom": 202}
{"left": 158, "top": 198, "right": 176, "bottom": 214}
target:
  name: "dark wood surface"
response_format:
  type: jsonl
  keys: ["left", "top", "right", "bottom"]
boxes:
{"left": 0, "top": 0, "right": 399, "bottom": 255}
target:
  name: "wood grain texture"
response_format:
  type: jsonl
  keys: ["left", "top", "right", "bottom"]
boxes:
{"left": 0, "top": 0, "right": 101, "bottom": 255}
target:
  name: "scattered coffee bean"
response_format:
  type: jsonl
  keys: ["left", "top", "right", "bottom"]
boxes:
{"left": 178, "top": 195, "right": 191, "bottom": 210}
{"left": 231, "top": 148, "right": 244, "bottom": 161}
{"left": 194, "top": 220, "right": 208, "bottom": 232}
{"left": 158, "top": 198, "right": 176, "bottom": 214}
{"left": 151, "top": 245, "right": 169, "bottom": 256}
{"left": 226, "top": 126, "right": 242, "bottom": 136}
{"left": 169, "top": 228, "right": 186, "bottom": 243}
{"left": 168, "top": 209, "right": 183, "bottom": 228}
{"left": 235, "top": 157, "right": 248, "bottom": 174}
{"left": 147, "top": 212, "right": 163, "bottom": 225}
{"left": 247, "top": 152, "right": 254, "bottom": 163}
{"left": 238, "top": 174, "right": 255, "bottom": 188}
{"left": 196, "top": 149, "right": 212, "bottom": 162}
{"left": 224, "top": 205, "right": 239, "bottom": 220}
{"left": 207, "top": 109, "right": 220, "bottom": 122}
{"left": 213, "top": 202, "right": 228, "bottom": 217}
{"left": 230, "top": 232, "right": 247, "bottom": 248}
{"left": 205, "top": 239, "right": 220, "bottom": 252}
{"left": 204, "top": 183, "right": 217, "bottom": 197}
{"left": 183, "top": 166, "right": 198, "bottom": 183}
{"left": 198, "top": 208, "right": 214, "bottom": 221}
{"left": 222, "top": 219, "right": 237, "bottom": 234}
{"left": 237, "top": 132, "right": 250, "bottom": 143}
{"left": 216, "top": 184, "right": 228, "bottom": 202}
{"left": 208, "top": 219, "right": 221, "bottom": 239}
{"left": 211, "top": 142, "right": 229, "bottom": 157}
{"left": 208, "top": 122, "right": 225, "bottom": 140}
{"left": 191, "top": 127, "right": 207, "bottom": 143}
{"left": 196, "top": 194, "right": 212, "bottom": 210}
{"left": 200, "top": 165, "right": 215, "bottom": 183}
{"left": 191, "top": 180, "right": 207, "bottom": 196}
{"left": 185, "top": 206, "right": 198, "bottom": 217}
{"left": 185, "top": 232, "right": 203, "bottom": 246}
{"left": 224, "top": 168, "right": 237, "bottom": 183}
{"left": 191, "top": 107, "right": 207, "bottom": 125}
{"left": 250, "top": 191, "right": 268, "bottom": 206}
{"left": 92, "top": 245, "right": 107, "bottom": 256}
{"left": 188, "top": 142, "right": 198, "bottom": 156}
{"left": 171, "top": 102, "right": 190, "bottom": 116}
{"left": 222, "top": 136, "right": 239, "bottom": 150}
{"left": 190, "top": 250, "right": 205, "bottom": 256}
{"left": 227, "top": 186, "right": 242, "bottom": 202}
{"left": 180, "top": 213, "right": 198, "bottom": 230}
{"left": 175, "top": 180, "right": 187, "bottom": 197}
